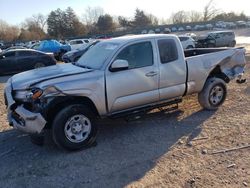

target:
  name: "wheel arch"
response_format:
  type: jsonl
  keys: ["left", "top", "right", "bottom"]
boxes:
{"left": 44, "top": 96, "right": 100, "bottom": 129}
{"left": 208, "top": 65, "right": 230, "bottom": 83}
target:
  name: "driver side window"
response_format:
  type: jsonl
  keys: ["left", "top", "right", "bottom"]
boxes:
{"left": 115, "top": 41, "right": 153, "bottom": 69}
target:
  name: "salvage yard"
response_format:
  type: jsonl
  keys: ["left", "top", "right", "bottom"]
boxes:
{"left": 0, "top": 44, "right": 249, "bottom": 187}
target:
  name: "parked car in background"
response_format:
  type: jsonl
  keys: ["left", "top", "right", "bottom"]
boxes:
{"left": 236, "top": 21, "right": 247, "bottom": 28}
{"left": 215, "top": 21, "right": 226, "bottom": 29}
{"left": 171, "top": 27, "right": 177, "bottom": 32}
{"left": 148, "top": 30, "right": 155, "bottom": 34}
{"left": 196, "top": 31, "right": 236, "bottom": 48}
{"left": 155, "top": 28, "right": 161, "bottom": 34}
{"left": 194, "top": 25, "right": 205, "bottom": 31}
{"left": 0, "top": 42, "right": 4, "bottom": 49}
{"left": 206, "top": 24, "right": 213, "bottom": 30}
{"left": 25, "top": 41, "right": 39, "bottom": 48}
{"left": 163, "top": 28, "right": 171, "bottom": 34}
{"left": 32, "top": 40, "right": 71, "bottom": 60}
{"left": 62, "top": 40, "right": 100, "bottom": 63}
{"left": 141, "top": 30, "right": 147, "bottom": 34}
{"left": 225, "top": 22, "right": 237, "bottom": 29}
{"left": 4, "top": 46, "right": 27, "bottom": 52}
{"left": 178, "top": 35, "right": 195, "bottom": 49}
{"left": 246, "top": 21, "right": 250, "bottom": 27}
{"left": 69, "top": 39, "right": 90, "bottom": 51}
{"left": 185, "top": 33, "right": 197, "bottom": 40}
{"left": 178, "top": 27, "right": 184, "bottom": 31}
{"left": 185, "top": 26, "right": 192, "bottom": 31}
{"left": 4, "top": 34, "right": 246, "bottom": 150}
{"left": 0, "top": 49, "right": 56, "bottom": 75}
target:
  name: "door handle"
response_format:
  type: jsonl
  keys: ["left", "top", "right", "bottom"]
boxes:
{"left": 145, "top": 71, "right": 158, "bottom": 77}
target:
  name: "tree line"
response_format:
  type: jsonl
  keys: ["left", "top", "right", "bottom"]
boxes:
{"left": 0, "top": 0, "right": 248, "bottom": 42}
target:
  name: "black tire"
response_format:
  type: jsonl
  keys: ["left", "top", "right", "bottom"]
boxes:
{"left": 30, "top": 133, "right": 44, "bottom": 146}
{"left": 58, "top": 51, "right": 67, "bottom": 61}
{"left": 52, "top": 104, "right": 98, "bottom": 151}
{"left": 207, "top": 43, "right": 215, "bottom": 48}
{"left": 198, "top": 77, "right": 227, "bottom": 110}
{"left": 187, "top": 45, "right": 194, "bottom": 49}
{"left": 229, "top": 40, "right": 236, "bottom": 47}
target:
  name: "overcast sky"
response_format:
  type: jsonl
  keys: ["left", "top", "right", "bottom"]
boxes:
{"left": 0, "top": 0, "right": 249, "bottom": 25}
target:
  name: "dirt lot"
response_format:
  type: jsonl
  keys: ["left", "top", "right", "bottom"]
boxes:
{"left": 0, "top": 41, "right": 249, "bottom": 188}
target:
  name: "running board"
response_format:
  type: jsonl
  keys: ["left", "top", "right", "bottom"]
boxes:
{"left": 108, "top": 98, "right": 182, "bottom": 119}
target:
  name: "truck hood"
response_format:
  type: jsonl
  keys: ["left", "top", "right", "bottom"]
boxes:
{"left": 11, "top": 63, "right": 93, "bottom": 90}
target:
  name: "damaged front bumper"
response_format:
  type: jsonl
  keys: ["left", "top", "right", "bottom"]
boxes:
{"left": 4, "top": 81, "right": 46, "bottom": 134}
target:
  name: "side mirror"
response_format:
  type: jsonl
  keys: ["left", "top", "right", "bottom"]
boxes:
{"left": 110, "top": 59, "right": 129, "bottom": 72}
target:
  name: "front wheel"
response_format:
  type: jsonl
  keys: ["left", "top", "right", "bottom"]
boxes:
{"left": 52, "top": 104, "right": 98, "bottom": 151}
{"left": 198, "top": 77, "right": 227, "bottom": 110}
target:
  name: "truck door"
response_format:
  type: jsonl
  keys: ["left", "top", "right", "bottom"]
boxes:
{"left": 157, "top": 38, "right": 187, "bottom": 100}
{"left": 106, "top": 40, "right": 160, "bottom": 113}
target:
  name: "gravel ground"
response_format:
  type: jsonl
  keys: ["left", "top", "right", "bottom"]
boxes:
{"left": 0, "top": 43, "right": 249, "bottom": 188}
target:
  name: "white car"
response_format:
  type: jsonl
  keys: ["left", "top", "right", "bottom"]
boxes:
{"left": 178, "top": 27, "right": 185, "bottom": 31}
{"left": 69, "top": 39, "right": 90, "bottom": 51}
{"left": 141, "top": 30, "right": 147, "bottom": 34}
{"left": 148, "top": 30, "right": 155, "bottom": 34}
{"left": 171, "top": 27, "right": 177, "bottom": 32}
{"left": 178, "top": 35, "right": 195, "bottom": 49}
{"left": 164, "top": 28, "right": 171, "bottom": 33}
{"left": 186, "top": 26, "right": 192, "bottom": 31}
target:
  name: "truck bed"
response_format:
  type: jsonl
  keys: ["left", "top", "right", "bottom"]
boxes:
{"left": 184, "top": 47, "right": 246, "bottom": 95}
{"left": 184, "top": 47, "right": 244, "bottom": 57}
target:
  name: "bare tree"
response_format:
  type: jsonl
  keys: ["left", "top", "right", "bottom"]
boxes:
{"left": 82, "top": 6, "right": 104, "bottom": 25}
{"left": 148, "top": 14, "right": 159, "bottom": 26}
{"left": 203, "top": 0, "right": 218, "bottom": 21}
{"left": 188, "top": 11, "right": 203, "bottom": 22}
{"left": 0, "top": 19, "right": 19, "bottom": 42}
{"left": 171, "top": 11, "right": 189, "bottom": 24}
{"left": 32, "top": 14, "right": 47, "bottom": 31}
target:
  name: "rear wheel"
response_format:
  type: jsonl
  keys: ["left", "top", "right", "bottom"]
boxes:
{"left": 198, "top": 77, "right": 227, "bottom": 110}
{"left": 229, "top": 40, "right": 236, "bottom": 47}
{"left": 52, "top": 104, "right": 98, "bottom": 151}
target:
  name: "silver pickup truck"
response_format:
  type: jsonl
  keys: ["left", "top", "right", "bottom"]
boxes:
{"left": 4, "top": 34, "right": 246, "bottom": 150}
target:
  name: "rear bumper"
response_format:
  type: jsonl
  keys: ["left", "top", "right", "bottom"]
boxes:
{"left": 4, "top": 81, "right": 46, "bottom": 134}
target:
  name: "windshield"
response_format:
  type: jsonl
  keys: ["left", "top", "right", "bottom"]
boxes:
{"left": 76, "top": 41, "right": 120, "bottom": 70}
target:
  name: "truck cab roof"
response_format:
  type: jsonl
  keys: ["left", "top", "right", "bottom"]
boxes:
{"left": 108, "top": 34, "right": 178, "bottom": 44}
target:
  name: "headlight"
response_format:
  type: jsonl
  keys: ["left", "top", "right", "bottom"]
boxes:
{"left": 14, "top": 88, "right": 43, "bottom": 102}
{"left": 30, "top": 88, "right": 43, "bottom": 100}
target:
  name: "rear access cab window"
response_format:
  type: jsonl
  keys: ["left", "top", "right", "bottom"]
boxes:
{"left": 158, "top": 39, "right": 178, "bottom": 64}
